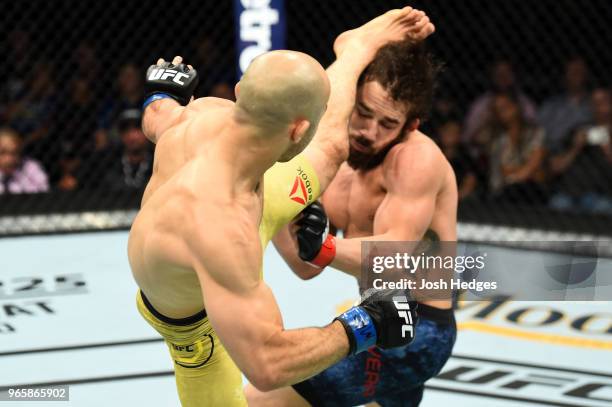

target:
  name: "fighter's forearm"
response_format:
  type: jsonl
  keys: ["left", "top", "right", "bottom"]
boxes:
{"left": 255, "top": 321, "right": 349, "bottom": 390}
{"left": 288, "top": 256, "right": 325, "bottom": 280}
{"left": 331, "top": 231, "right": 424, "bottom": 279}
{"left": 273, "top": 231, "right": 325, "bottom": 280}
{"left": 331, "top": 233, "right": 392, "bottom": 279}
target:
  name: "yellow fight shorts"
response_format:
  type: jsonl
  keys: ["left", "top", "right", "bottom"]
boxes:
{"left": 136, "top": 291, "right": 246, "bottom": 406}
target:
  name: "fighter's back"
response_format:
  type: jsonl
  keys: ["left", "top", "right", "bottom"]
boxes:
{"left": 128, "top": 97, "right": 238, "bottom": 318}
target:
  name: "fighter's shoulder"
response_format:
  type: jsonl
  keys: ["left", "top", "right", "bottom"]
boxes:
{"left": 181, "top": 97, "right": 235, "bottom": 133}
{"left": 385, "top": 131, "right": 447, "bottom": 177}
{"left": 186, "top": 96, "right": 235, "bottom": 114}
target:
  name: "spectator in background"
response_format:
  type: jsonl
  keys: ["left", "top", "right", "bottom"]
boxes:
{"left": 434, "top": 115, "right": 479, "bottom": 200}
{"left": 538, "top": 57, "right": 592, "bottom": 152}
{"left": 463, "top": 59, "right": 537, "bottom": 142}
{"left": 56, "top": 77, "right": 101, "bottom": 155}
{"left": 94, "top": 109, "right": 153, "bottom": 190}
{"left": 51, "top": 77, "right": 100, "bottom": 188}
{"left": 191, "top": 36, "right": 234, "bottom": 97}
{"left": 0, "top": 128, "right": 49, "bottom": 194}
{"left": 422, "top": 81, "right": 462, "bottom": 137}
{"left": 209, "top": 82, "right": 235, "bottom": 101}
{"left": 56, "top": 143, "right": 82, "bottom": 191}
{"left": 97, "top": 63, "right": 144, "bottom": 150}
{"left": 4, "top": 62, "right": 57, "bottom": 162}
{"left": 479, "top": 92, "right": 547, "bottom": 204}
{"left": 549, "top": 87, "right": 612, "bottom": 214}
{"left": 0, "top": 30, "right": 34, "bottom": 108}
{"left": 72, "top": 41, "right": 101, "bottom": 89}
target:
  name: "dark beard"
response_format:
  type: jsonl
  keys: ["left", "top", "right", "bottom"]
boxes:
{"left": 347, "top": 131, "right": 408, "bottom": 171}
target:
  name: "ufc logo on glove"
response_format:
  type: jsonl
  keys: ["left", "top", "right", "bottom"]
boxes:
{"left": 393, "top": 296, "right": 414, "bottom": 339}
{"left": 143, "top": 59, "right": 199, "bottom": 108}
{"left": 147, "top": 68, "right": 189, "bottom": 85}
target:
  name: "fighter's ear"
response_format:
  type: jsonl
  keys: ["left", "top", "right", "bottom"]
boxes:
{"left": 290, "top": 118, "right": 311, "bottom": 143}
{"left": 234, "top": 83, "right": 240, "bottom": 99}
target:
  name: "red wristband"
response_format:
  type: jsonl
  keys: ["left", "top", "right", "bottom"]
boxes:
{"left": 308, "top": 235, "right": 336, "bottom": 268}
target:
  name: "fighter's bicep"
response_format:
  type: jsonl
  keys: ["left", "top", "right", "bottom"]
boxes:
{"left": 376, "top": 162, "right": 439, "bottom": 239}
{"left": 374, "top": 191, "right": 435, "bottom": 240}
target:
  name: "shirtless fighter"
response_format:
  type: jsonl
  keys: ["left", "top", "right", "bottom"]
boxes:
{"left": 247, "top": 42, "right": 457, "bottom": 405}
{"left": 128, "top": 8, "right": 430, "bottom": 406}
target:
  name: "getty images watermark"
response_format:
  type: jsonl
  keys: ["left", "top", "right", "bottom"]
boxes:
{"left": 360, "top": 241, "right": 612, "bottom": 301}
{"left": 370, "top": 250, "right": 494, "bottom": 292}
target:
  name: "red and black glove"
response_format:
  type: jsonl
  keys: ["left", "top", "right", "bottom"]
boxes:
{"left": 296, "top": 201, "right": 336, "bottom": 268}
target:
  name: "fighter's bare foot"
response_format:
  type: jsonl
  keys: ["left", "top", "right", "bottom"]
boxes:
{"left": 333, "top": 7, "right": 435, "bottom": 57}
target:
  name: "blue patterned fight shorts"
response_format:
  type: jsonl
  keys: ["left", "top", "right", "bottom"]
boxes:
{"left": 292, "top": 304, "right": 456, "bottom": 407}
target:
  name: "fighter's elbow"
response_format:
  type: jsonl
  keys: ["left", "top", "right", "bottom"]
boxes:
{"left": 289, "top": 260, "right": 324, "bottom": 280}
{"left": 246, "top": 366, "right": 283, "bottom": 392}
{"left": 245, "top": 335, "right": 294, "bottom": 391}
{"left": 297, "top": 272, "right": 315, "bottom": 281}
{"left": 294, "top": 266, "right": 324, "bottom": 280}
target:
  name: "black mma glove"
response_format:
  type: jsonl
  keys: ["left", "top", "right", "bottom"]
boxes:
{"left": 296, "top": 201, "right": 336, "bottom": 268}
{"left": 334, "top": 289, "right": 418, "bottom": 355}
{"left": 143, "top": 60, "right": 199, "bottom": 108}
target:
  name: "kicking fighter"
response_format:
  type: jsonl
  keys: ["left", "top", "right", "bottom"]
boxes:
{"left": 128, "top": 8, "right": 427, "bottom": 405}
{"left": 248, "top": 42, "right": 457, "bottom": 406}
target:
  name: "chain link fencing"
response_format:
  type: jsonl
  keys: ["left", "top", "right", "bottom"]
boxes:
{"left": 1, "top": 0, "right": 611, "bottom": 239}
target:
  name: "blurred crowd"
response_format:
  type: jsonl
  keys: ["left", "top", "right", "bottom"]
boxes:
{"left": 0, "top": 31, "right": 234, "bottom": 196}
{"left": 1, "top": 29, "right": 611, "bottom": 215}
{"left": 427, "top": 57, "right": 612, "bottom": 215}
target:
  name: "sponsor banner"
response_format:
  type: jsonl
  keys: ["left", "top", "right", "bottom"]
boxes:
{"left": 360, "top": 241, "right": 612, "bottom": 301}
{"left": 455, "top": 299, "right": 612, "bottom": 354}
{"left": 233, "top": 0, "right": 286, "bottom": 77}
{"left": 430, "top": 355, "right": 612, "bottom": 407}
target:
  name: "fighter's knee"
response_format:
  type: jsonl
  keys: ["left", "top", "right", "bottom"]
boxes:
{"left": 244, "top": 384, "right": 276, "bottom": 407}
{"left": 244, "top": 384, "right": 311, "bottom": 407}
{"left": 244, "top": 384, "right": 261, "bottom": 404}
